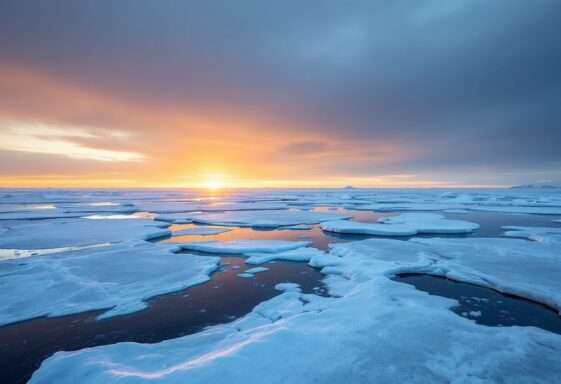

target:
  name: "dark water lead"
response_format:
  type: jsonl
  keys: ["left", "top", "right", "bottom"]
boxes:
{"left": 0, "top": 257, "right": 326, "bottom": 384}
{"left": 394, "top": 273, "right": 561, "bottom": 335}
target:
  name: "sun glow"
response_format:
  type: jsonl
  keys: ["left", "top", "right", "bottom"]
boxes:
{"left": 198, "top": 174, "right": 228, "bottom": 190}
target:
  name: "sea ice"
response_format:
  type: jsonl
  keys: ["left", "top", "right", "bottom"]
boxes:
{"left": 0, "top": 242, "right": 219, "bottom": 325}
{"left": 0, "top": 218, "right": 170, "bottom": 250}
{"left": 320, "top": 219, "right": 416, "bottom": 236}
{"left": 244, "top": 267, "right": 269, "bottom": 274}
{"left": 0, "top": 243, "right": 111, "bottom": 261}
{"left": 245, "top": 247, "right": 325, "bottom": 265}
{"left": 321, "top": 213, "right": 479, "bottom": 236}
{"left": 31, "top": 237, "right": 561, "bottom": 384}
{"left": 172, "top": 226, "right": 231, "bottom": 236}
{"left": 379, "top": 213, "right": 480, "bottom": 234}
{"left": 412, "top": 237, "right": 561, "bottom": 312}
{"left": 192, "top": 209, "right": 349, "bottom": 228}
{"left": 275, "top": 283, "right": 302, "bottom": 292}
{"left": 237, "top": 273, "right": 255, "bottom": 278}
{"left": 471, "top": 206, "right": 561, "bottom": 215}
{"left": 178, "top": 240, "right": 311, "bottom": 254}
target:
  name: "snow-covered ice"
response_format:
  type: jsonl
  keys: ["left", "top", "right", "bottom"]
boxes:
{"left": 0, "top": 219, "right": 170, "bottom": 250}
{"left": 30, "top": 236, "right": 561, "bottom": 384}
{"left": 320, "top": 219, "right": 417, "bottom": 236}
{"left": 0, "top": 242, "right": 219, "bottom": 325}
{"left": 244, "top": 267, "right": 269, "bottom": 274}
{"left": 321, "top": 213, "right": 479, "bottom": 236}
{"left": 3, "top": 188, "right": 561, "bottom": 383}
{"left": 172, "top": 226, "right": 231, "bottom": 236}
{"left": 192, "top": 209, "right": 349, "bottom": 228}
{"left": 245, "top": 247, "right": 325, "bottom": 265}
{"left": 275, "top": 283, "right": 302, "bottom": 292}
{"left": 379, "top": 212, "right": 480, "bottom": 234}
{"left": 178, "top": 240, "right": 311, "bottom": 254}
{"left": 0, "top": 243, "right": 111, "bottom": 261}
{"left": 411, "top": 237, "right": 561, "bottom": 312}
{"left": 237, "top": 272, "right": 255, "bottom": 278}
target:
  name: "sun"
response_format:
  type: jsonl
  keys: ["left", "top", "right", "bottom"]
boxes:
{"left": 197, "top": 173, "right": 229, "bottom": 190}
{"left": 203, "top": 179, "right": 224, "bottom": 190}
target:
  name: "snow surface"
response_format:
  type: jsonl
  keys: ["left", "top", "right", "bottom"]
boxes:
{"left": 411, "top": 237, "right": 561, "bottom": 312}
{"left": 0, "top": 242, "right": 219, "bottom": 325}
{"left": 178, "top": 240, "right": 311, "bottom": 254}
{"left": 379, "top": 212, "right": 480, "bottom": 234}
{"left": 320, "top": 219, "right": 417, "bottom": 236}
{"left": 30, "top": 236, "right": 561, "bottom": 383}
{"left": 275, "top": 283, "right": 301, "bottom": 292}
{"left": 0, "top": 219, "right": 170, "bottom": 250}
{"left": 3, "top": 188, "right": 561, "bottom": 383}
{"left": 245, "top": 247, "right": 325, "bottom": 265}
{"left": 0, "top": 243, "right": 111, "bottom": 261}
{"left": 321, "top": 213, "right": 479, "bottom": 236}
{"left": 192, "top": 209, "right": 349, "bottom": 228}
{"left": 237, "top": 273, "right": 255, "bottom": 278}
{"left": 172, "top": 226, "right": 231, "bottom": 236}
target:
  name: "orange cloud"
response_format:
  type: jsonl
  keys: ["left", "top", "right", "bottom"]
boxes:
{"left": 0, "top": 63, "right": 434, "bottom": 188}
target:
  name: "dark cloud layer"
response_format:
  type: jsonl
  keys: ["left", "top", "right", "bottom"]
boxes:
{"left": 1, "top": 0, "right": 560, "bottom": 185}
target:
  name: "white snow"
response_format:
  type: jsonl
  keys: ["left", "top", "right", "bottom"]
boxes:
{"left": 471, "top": 206, "right": 561, "bottom": 215}
{"left": 0, "top": 242, "right": 219, "bottom": 325}
{"left": 192, "top": 209, "right": 349, "bottom": 228}
{"left": 321, "top": 213, "right": 479, "bottom": 236}
{"left": 379, "top": 212, "right": 480, "bottom": 234}
{"left": 30, "top": 236, "right": 561, "bottom": 384}
{"left": 245, "top": 247, "right": 325, "bottom": 265}
{"left": 275, "top": 283, "right": 301, "bottom": 292}
{"left": 320, "top": 219, "right": 417, "bottom": 236}
{"left": 178, "top": 240, "right": 310, "bottom": 255}
{"left": 244, "top": 267, "right": 269, "bottom": 274}
{"left": 172, "top": 226, "right": 231, "bottom": 236}
{"left": 0, "top": 219, "right": 170, "bottom": 250}
{"left": 5, "top": 188, "right": 561, "bottom": 383}
{"left": 411, "top": 237, "right": 561, "bottom": 312}
{"left": 502, "top": 226, "right": 561, "bottom": 244}
{"left": 0, "top": 243, "right": 111, "bottom": 261}
{"left": 237, "top": 273, "right": 255, "bottom": 278}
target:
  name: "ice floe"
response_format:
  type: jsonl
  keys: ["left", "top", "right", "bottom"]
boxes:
{"left": 379, "top": 213, "right": 480, "bottom": 234}
{"left": 502, "top": 226, "right": 561, "bottom": 244}
{"left": 321, "top": 213, "right": 479, "bottom": 236}
{"left": 0, "top": 243, "right": 111, "bottom": 261}
{"left": 471, "top": 206, "right": 561, "bottom": 215}
{"left": 237, "top": 273, "right": 255, "bottom": 278}
{"left": 172, "top": 226, "right": 231, "bottom": 236}
{"left": 5, "top": 188, "right": 561, "bottom": 383}
{"left": 178, "top": 240, "right": 310, "bottom": 254}
{"left": 192, "top": 209, "right": 349, "bottom": 228}
{"left": 0, "top": 242, "right": 219, "bottom": 325}
{"left": 411, "top": 237, "right": 561, "bottom": 312}
{"left": 274, "top": 282, "right": 302, "bottom": 292}
{"left": 30, "top": 236, "right": 561, "bottom": 383}
{"left": 320, "top": 219, "right": 416, "bottom": 236}
{"left": 0, "top": 219, "right": 170, "bottom": 250}
{"left": 245, "top": 247, "right": 325, "bottom": 265}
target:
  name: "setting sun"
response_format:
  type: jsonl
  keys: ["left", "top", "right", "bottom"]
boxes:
{"left": 203, "top": 179, "right": 224, "bottom": 190}
{"left": 197, "top": 174, "right": 229, "bottom": 190}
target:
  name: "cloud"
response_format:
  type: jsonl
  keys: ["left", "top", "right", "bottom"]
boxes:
{"left": 0, "top": 121, "right": 145, "bottom": 162}
{"left": 279, "top": 141, "right": 330, "bottom": 156}
{"left": 0, "top": 1, "right": 560, "bottom": 186}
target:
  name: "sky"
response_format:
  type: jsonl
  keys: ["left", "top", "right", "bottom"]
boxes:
{"left": 1, "top": 0, "right": 560, "bottom": 188}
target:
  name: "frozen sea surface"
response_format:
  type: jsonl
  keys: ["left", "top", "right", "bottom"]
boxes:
{"left": 1, "top": 188, "right": 561, "bottom": 384}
